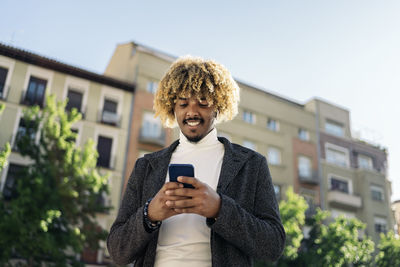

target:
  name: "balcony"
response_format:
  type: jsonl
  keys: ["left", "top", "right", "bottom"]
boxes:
{"left": 327, "top": 190, "right": 362, "bottom": 209}
{"left": 99, "top": 110, "right": 120, "bottom": 127}
{"left": 298, "top": 170, "right": 319, "bottom": 185}
{"left": 139, "top": 127, "right": 166, "bottom": 147}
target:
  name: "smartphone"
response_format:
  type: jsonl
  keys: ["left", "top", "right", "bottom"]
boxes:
{"left": 168, "top": 164, "right": 195, "bottom": 189}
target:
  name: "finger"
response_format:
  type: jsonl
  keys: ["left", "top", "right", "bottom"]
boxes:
{"left": 177, "top": 176, "right": 202, "bottom": 187}
{"left": 165, "top": 187, "right": 197, "bottom": 197}
{"left": 174, "top": 207, "right": 197, "bottom": 214}
{"left": 165, "top": 198, "right": 196, "bottom": 209}
{"left": 163, "top": 182, "right": 183, "bottom": 190}
{"left": 164, "top": 195, "right": 191, "bottom": 201}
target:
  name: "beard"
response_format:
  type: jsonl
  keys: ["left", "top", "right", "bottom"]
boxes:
{"left": 184, "top": 133, "right": 203, "bottom": 143}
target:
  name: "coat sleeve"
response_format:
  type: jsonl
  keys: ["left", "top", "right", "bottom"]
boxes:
{"left": 208, "top": 155, "right": 286, "bottom": 262}
{"left": 106, "top": 158, "right": 156, "bottom": 265}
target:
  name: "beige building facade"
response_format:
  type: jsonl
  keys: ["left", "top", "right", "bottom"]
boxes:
{"left": 0, "top": 43, "right": 135, "bottom": 264}
{"left": 305, "top": 99, "right": 393, "bottom": 243}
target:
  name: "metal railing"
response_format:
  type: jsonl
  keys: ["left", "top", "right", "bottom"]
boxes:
{"left": 98, "top": 110, "right": 120, "bottom": 127}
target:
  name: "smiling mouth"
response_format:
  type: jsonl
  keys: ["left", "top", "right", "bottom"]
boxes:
{"left": 184, "top": 118, "right": 203, "bottom": 127}
{"left": 187, "top": 121, "right": 200, "bottom": 126}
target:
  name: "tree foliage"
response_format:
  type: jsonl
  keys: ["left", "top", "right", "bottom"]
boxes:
{"left": 375, "top": 231, "right": 400, "bottom": 267}
{"left": 278, "top": 187, "right": 308, "bottom": 261}
{"left": 0, "top": 96, "right": 110, "bottom": 266}
{"left": 296, "top": 209, "right": 375, "bottom": 266}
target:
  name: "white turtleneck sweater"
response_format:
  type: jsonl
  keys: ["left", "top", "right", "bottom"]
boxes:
{"left": 154, "top": 128, "right": 225, "bottom": 267}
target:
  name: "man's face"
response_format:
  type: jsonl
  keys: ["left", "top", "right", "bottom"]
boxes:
{"left": 174, "top": 95, "right": 216, "bottom": 143}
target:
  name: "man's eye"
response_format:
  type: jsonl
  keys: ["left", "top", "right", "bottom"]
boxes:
{"left": 179, "top": 103, "right": 188, "bottom": 107}
{"left": 199, "top": 103, "right": 208, "bottom": 107}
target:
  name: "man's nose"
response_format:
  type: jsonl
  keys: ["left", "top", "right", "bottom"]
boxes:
{"left": 186, "top": 101, "right": 199, "bottom": 117}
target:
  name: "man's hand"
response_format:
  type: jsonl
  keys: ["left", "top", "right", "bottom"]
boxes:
{"left": 164, "top": 176, "right": 221, "bottom": 218}
{"left": 147, "top": 182, "right": 190, "bottom": 222}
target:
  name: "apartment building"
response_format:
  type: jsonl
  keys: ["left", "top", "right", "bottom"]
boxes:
{"left": 0, "top": 43, "right": 135, "bottom": 264}
{"left": 305, "top": 99, "right": 393, "bottom": 243}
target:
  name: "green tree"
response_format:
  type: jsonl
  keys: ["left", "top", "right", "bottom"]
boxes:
{"left": 0, "top": 103, "right": 11, "bottom": 172}
{"left": 297, "top": 209, "right": 375, "bottom": 266}
{"left": 256, "top": 187, "right": 308, "bottom": 267}
{"left": 375, "top": 231, "right": 400, "bottom": 267}
{"left": 0, "top": 95, "right": 110, "bottom": 266}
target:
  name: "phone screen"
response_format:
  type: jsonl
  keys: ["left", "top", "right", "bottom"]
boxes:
{"left": 168, "top": 164, "right": 195, "bottom": 189}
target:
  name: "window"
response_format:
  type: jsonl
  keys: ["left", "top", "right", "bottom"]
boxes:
{"left": 325, "top": 120, "right": 344, "bottom": 137}
{"left": 97, "top": 136, "right": 113, "bottom": 168}
{"left": 13, "top": 118, "right": 37, "bottom": 150}
{"left": 267, "top": 118, "right": 279, "bottom": 132}
{"left": 371, "top": 185, "right": 384, "bottom": 201}
{"left": 358, "top": 154, "right": 373, "bottom": 170}
{"left": 2, "top": 163, "right": 25, "bottom": 200}
{"left": 243, "top": 110, "right": 255, "bottom": 124}
{"left": 298, "top": 128, "right": 309, "bottom": 141}
{"left": 243, "top": 140, "right": 256, "bottom": 151}
{"left": 325, "top": 145, "right": 349, "bottom": 167}
{"left": 66, "top": 89, "right": 83, "bottom": 114}
{"left": 101, "top": 99, "right": 119, "bottom": 126}
{"left": 23, "top": 76, "right": 47, "bottom": 107}
{"left": 0, "top": 66, "right": 8, "bottom": 99}
{"left": 330, "top": 177, "right": 349, "bottom": 193}
{"left": 146, "top": 81, "right": 158, "bottom": 94}
{"left": 374, "top": 217, "right": 387, "bottom": 234}
{"left": 268, "top": 147, "right": 281, "bottom": 165}
{"left": 273, "top": 184, "right": 281, "bottom": 201}
{"left": 298, "top": 155, "right": 312, "bottom": 178}
{"left": 141, "top": 112, "right": 162, "bottom": 139}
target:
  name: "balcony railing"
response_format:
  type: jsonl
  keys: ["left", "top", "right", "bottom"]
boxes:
{"left": 139, "top": 128, "right": 166, "bottom": 146}
{"left": 99, "top": 110, "right": 120, "bottom": 127}
{"left": 298, "top": 170, "right": 319, "bottom": 185}
{"left": 327, "top": 190, "right": 362, "bottom": 209}
{"left": 20, "top": 90, "right": 45, "bottom": 108}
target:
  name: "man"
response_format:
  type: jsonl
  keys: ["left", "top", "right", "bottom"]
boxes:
{"left": 107, "top": 56, "right": 285, "bottom": 266}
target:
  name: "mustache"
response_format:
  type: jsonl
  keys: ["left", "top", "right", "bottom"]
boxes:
{"left": 183, "top": 117, "right": 204, "bottom": 124}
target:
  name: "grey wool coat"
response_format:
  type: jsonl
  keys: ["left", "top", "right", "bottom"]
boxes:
{"left": 107, "top": 137, "right": 286, "bottom": 266}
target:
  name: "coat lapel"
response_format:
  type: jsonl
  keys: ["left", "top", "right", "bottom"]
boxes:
{"left": 216, "top": 137, "right": 250, "bottom": 193}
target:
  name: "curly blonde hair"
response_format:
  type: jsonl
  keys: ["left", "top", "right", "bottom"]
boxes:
{"left": 154, "top": 56, "right": 240, "bottom": 128}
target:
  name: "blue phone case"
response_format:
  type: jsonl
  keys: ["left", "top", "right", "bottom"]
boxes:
{"left": 168, "top": 164, "right": 195, "bottom": 189}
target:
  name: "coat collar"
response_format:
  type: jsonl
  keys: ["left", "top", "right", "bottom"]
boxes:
{"left": 143, "top": 137, "right": 253, "bottom": 193}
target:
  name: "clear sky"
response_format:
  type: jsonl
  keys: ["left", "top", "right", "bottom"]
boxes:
{"left": 1, "top": 0, "right": 400, "bottom": 201}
